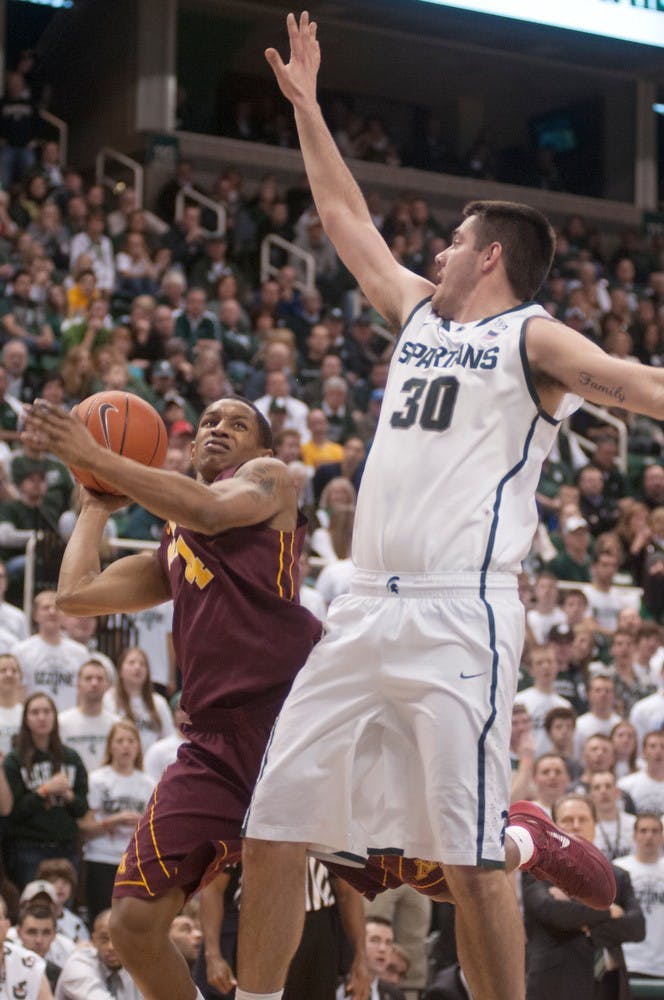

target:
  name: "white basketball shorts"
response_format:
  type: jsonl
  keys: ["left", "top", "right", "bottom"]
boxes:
{"left": 244, "top": 570, "right": 524, "bottom": 867}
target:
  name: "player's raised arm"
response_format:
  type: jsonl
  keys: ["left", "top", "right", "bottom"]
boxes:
{"left": 525, "top": 317, "right": 664, "bottom": 420}
{"left": 267, "top": 11, "right": 432, "bottom": 329}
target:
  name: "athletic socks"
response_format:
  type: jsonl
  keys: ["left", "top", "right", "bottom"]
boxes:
{"left": 506, "top": 823, "right": 536, "bottom": 866}
{"left": 234, "top": 991, "right": 284, "bottom": 1000}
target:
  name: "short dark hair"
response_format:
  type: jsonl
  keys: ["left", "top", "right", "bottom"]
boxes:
{"left": 553, "top": 792, "right": 596, "bottom": 823}
{"left": 366, "top": 915, "right": 393, "bottom": 929}
{"left": 634, "top": 812, "right": 664, "bottom": 833}
{"left": 18, "top": 902, "right": 56, "bottom": 927}
{"left": 462, "top": 200, "right": 556, "bottom": 301}
{"left": 533, "top": 752, "right": 569, "bottom": 775}
{"left": 544, "top": 706, "right": 576, "bottom": 733}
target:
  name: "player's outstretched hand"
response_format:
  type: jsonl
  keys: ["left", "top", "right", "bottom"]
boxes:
{"left": 23, "top": 399, "right": 100, "bottom": 469}
{"left": 265, "top": 11, "right": 320, "bottom": 107}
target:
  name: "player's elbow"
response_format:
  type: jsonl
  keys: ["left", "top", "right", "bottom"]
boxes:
{"left": 55, "top": 589, "right": 88, "bottom": 615}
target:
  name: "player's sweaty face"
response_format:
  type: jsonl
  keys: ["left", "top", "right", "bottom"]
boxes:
{"left": 193, "top": 401, "right": 261, "bottom": 476}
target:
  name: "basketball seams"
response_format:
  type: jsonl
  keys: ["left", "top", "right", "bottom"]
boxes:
{"left": 147, "top": 416, "right": 163, "bottom": 467}
{"left": 118, "top": 394, "right": 130, "bottom": 456}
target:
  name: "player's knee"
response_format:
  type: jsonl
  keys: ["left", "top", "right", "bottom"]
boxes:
{"left": 110, "top": 900, "right": 135, "bottom": 959}
{"left": 110, "top": 898, "right": 165, "bottom": 964}
{"left": 443, "top": 864, "right": 506, "bottom": 903}
{"left": 242, "top": 836, "right": 306, "bottom": 870}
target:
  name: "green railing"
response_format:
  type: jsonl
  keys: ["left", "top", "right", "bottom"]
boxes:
{"left": 629, "top": 980, "right": 664, "bottom": 999}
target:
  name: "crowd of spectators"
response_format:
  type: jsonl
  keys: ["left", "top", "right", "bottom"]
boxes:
{"left": 0, "top": 57, "right": 661, "bottom": 996}
{"left": 211, "top": 93, "right": 599, "bottom": 195}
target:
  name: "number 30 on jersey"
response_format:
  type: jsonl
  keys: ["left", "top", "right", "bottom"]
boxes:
{"left": 390, "top": 376, "right": 459, "bottom": 431}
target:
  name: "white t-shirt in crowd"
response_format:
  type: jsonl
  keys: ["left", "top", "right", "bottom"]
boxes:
{"left": 526, "top": 607, "right": 567, "bottom": 645}
{"left": 583, "top": 585, "right": 641, "bottom": 633}
{"left": 58, "top": 707, "right": 119, "bottom": 774}
{"left": 12, "top": 634, "right": 90, "bottom": 711}
{"left": 128, "top": 601, "right": 173, "bottom": 688}
{"left": 574, "top": 710, "right": 623, "bottom": 758}
{"left": 630, "top": 690, "right": 664, "bottom": 746}
{"left": 0, "top": 703, "right": 22, "bottom": 755}
{"left": 315, "top": 559, "right": 355, "bottom": 607}
{"left": 618, "top": 771, "right": 664, "bottom": 815}
{"left": 85, "top": 765, "right": 155, "bottom": 864}
{"left": 143, "top": 732, "right": 185, "bottom": 783}
{"left": 102, "top": 689, "right": 175, "bottom": 752}
{"left": 0, "top": 940, "right": 44, "bottom": 1000}
{"left": 0, "top": 623, "right": 22, "bottom": 656}
{"left": 513, "top": 688, "right": 572, "bottom": 757}
{"left": 57, "top": 906, "right": 89, "bottom": 943}
{"left": 0, "top": 600, "right": 29, "bottom": 642}
{"left": 614, "top": 855, "right": 664, "bottom": 977}
{"left": 593, "top": 811, "right": 636, "bottom": 862}
{"left": 299, "top": 584, "right": 327, "bottom": 621}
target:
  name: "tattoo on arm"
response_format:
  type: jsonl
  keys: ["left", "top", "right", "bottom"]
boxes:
{"left": 245, "top": 467, "right": 277, "bottom": 500}
{"left": 578, "top": 371, "right": 625, "bottom": 403}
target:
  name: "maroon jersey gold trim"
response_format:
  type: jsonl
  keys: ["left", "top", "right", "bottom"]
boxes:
{"left": 157, "top": 475, "right": 320, "bottom": 720}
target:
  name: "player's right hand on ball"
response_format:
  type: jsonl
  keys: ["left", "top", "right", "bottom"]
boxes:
{"left": 77, "top": 484, "right": 129, "bottom": 513}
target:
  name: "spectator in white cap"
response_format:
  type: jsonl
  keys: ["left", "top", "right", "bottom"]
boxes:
{"left": 0, "top": 892, "right": 50, "bottom": 1000}
{"left": 7, "top": 880, "right": 75, "bottom": 968}
{"left": 545, "top": 515, "right": 592, "bottom": 583}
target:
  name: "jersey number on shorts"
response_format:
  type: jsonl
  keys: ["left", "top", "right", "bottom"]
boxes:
{"left": 390, "top": 376, "right": 459, "bottom": 431}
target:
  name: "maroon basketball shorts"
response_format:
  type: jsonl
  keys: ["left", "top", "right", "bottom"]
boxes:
{"left": 113, "top": 698, "right": 281, "bottom": 901}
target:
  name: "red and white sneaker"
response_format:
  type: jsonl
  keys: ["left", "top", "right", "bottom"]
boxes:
{"left": 509, "top": 800, "right": 616, "bottom": 909}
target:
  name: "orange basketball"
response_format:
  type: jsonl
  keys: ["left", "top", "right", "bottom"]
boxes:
{"left": 71, "top": 390, "right": 168, "bottom": 495}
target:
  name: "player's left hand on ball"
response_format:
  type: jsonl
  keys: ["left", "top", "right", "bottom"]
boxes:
{"left": 25, "top": 398, "right": 97, "bottom": 466}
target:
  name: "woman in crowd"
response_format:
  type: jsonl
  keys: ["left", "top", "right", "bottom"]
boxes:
{"left": 611, "top": 720, "right": 640, "bottom": 781}
{"left": 310, "top": 477, "right": 357, "bottom": 565}
{"left": 102, "top": 647, "right": 175, "bottom": 753}
{"left": 0, "top": 654, "right": 24, "bottom": 756}
{"left": 59, "top": 345, "right": 97, "bottom": 406}
{"left": 80, "top": 719, "right": 154, "bottom": 923}
{"left": 618, "top": 501, "right": 653, "bottom": 584}
{"left": 3, "top": 693, "right": 88, "bottom": 888}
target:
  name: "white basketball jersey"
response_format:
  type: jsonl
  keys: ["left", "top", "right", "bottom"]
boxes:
{"left": 352, "top": 299, "right": 581, "bottom": 574}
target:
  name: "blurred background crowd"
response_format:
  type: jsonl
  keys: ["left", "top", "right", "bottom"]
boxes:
{"left": 0, "top": 25, "right": 660, "bottom": 1000}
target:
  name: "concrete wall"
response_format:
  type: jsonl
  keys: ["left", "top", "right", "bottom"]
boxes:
{"left": 40, "top": 0, "right": 139, "bottom": 169}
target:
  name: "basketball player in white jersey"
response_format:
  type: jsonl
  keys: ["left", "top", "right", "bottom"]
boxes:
{"left": 237, "top": 14, "right": 663, "bottom": 1000}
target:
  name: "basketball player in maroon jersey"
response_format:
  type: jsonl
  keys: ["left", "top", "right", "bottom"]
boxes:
{"left": 23, "top": 395, "right": 370, "bottom": 1000}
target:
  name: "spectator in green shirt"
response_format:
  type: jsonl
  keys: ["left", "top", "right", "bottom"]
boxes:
{"left": 546, "top": 515, "right": 593, "bottom": 583}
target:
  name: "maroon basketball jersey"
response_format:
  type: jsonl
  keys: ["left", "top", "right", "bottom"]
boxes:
{"left": 157, "top": 472, "right": 321, "bottom": 720}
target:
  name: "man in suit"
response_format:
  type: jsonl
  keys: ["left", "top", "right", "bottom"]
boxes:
{"left": 523, "top": 793, "right": 645, "bottom": 1000}
{"left": 337, "top": 917, "right": 405, "bottom": 1000}
{"left": 424, "top": 964, "right": 473, "bottom": 1000}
